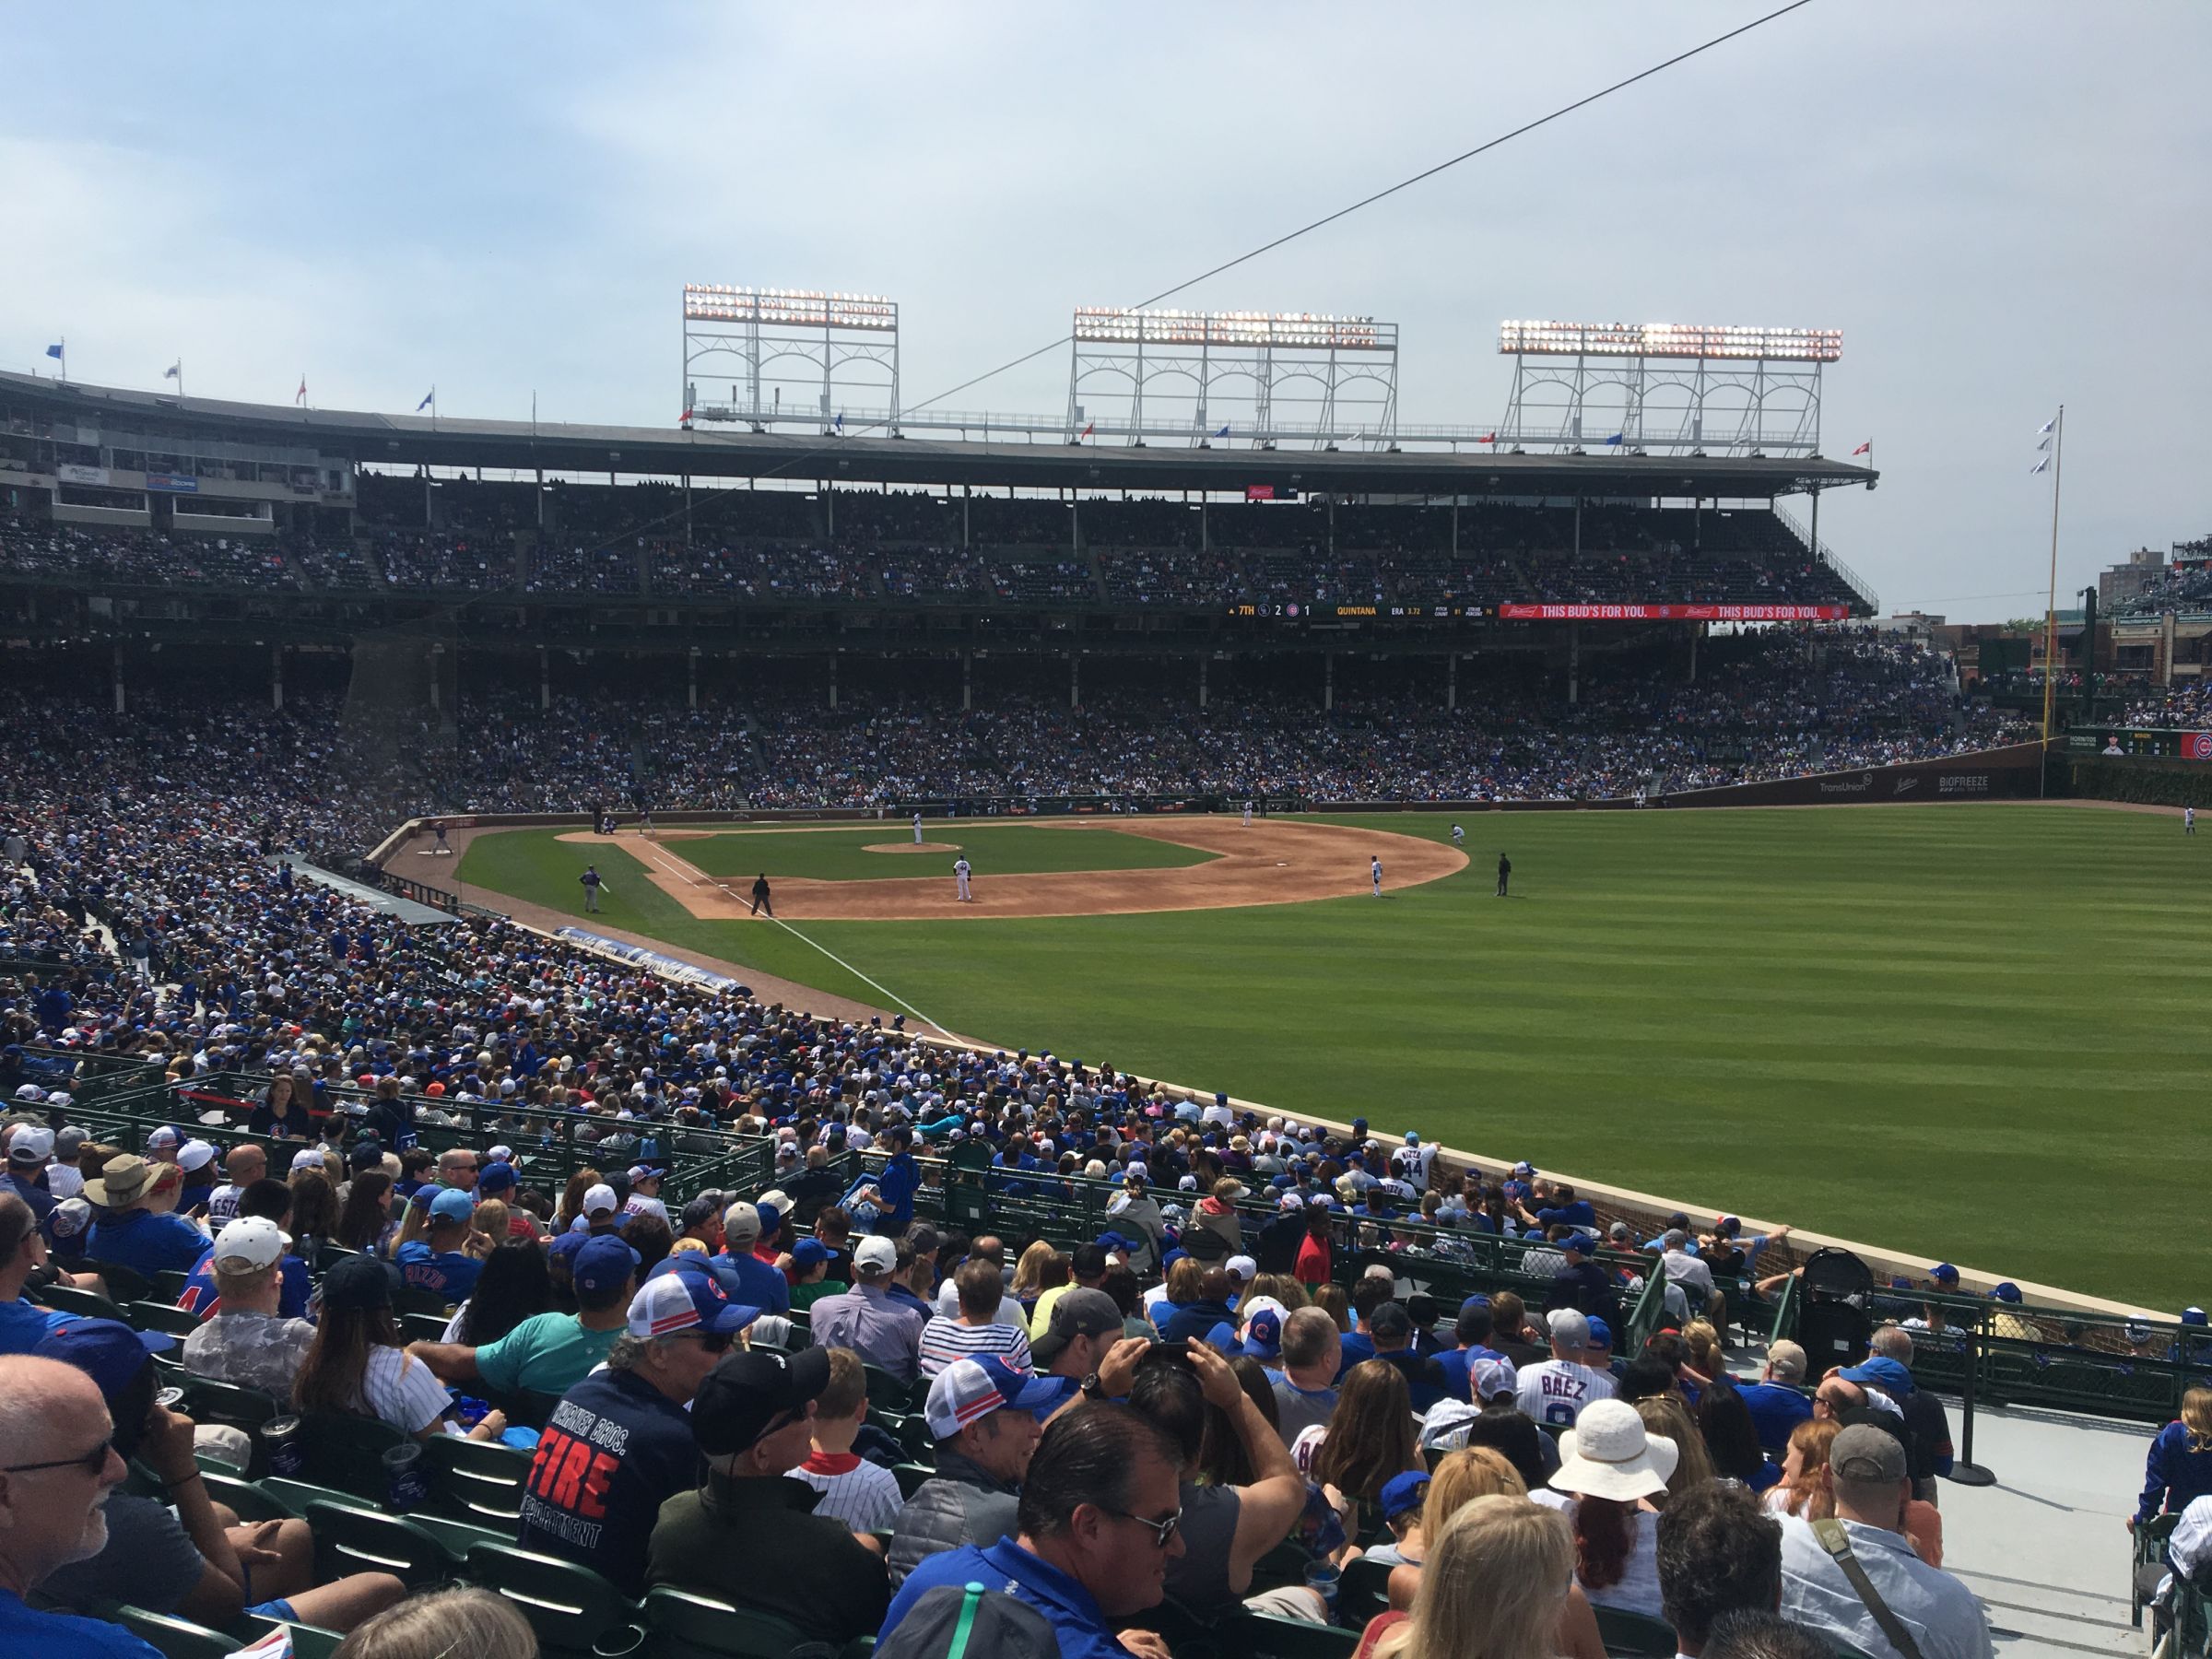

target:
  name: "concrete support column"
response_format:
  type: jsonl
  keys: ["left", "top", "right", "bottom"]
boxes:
{"left": 1324, "top": 653, "right": 1335, "bottom": 712}
{"left": 683, "top": 474, "right": 692, "bottom": 547}
{"left": 1070, "top": 653, "right": 1080, "bottom": 710}
{"left": 1568, "top": 624, "right": 1581, "bottom": 706}
{"left": 1572, "top": 496, "right": 1582, "bottom": 559}
{"left": 1451, "top": 500, "right": 1459, "bottom": 556}
{"left": 961, "top": 649, "right": 972, "bottom": 712}
{"left": 962, "top": 484, "right": 971, "bottom": 549}
{"left": 829, "top": 654, "right": 839, "bottom": 711}
{"left": 271, "top": 644, "right": 284, "bottom": 712}
{"left": 1199, "top": 657, "right": 1209, "bottom": 711}
{"left": 1448, "top": 652, "right": 1458, "bottom": 712}
{"left": 1201, "top": 499, "right": 1209, "bottom": 552}
{"left": 1688, "top": 626, "right": 1700, "bottom": 685}
{"left": 688, "top": 648, "right": 699, "bottom": 711}
{"left": 825, "top": 486, "right": 835, "bottom": 537}
{"left": 113, "top": 643, "right": 124, "bottom": 715}
{"left": 540, "top": 647, "right": 550, "bottom": 711}
{"left": 429, "top": 646, "right": 442, "bottom": 712}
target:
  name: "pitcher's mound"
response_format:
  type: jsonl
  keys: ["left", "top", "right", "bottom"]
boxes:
{"left": 865, "top": 841, "right": 961, "bottom": 854}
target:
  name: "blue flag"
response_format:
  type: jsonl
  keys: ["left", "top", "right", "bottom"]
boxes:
{"left": 416, "top": 390, "right": 434, "bottom": 412}
{"left": 834, "top": 411, "right": 845, "bottom": 432}
{"left": 1214, "top": 424, "right": 1230, "bottom": 438}
{"left": 1605, "top": 433, "right": 1624, "bottom": 446}
{"left": 45, "top": 344, "right": 62, "bottom": 360}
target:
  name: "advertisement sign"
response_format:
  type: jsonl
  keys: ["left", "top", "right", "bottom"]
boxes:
{"left": 1495, "top": 603, "right": 1853, "bottom": 622}
{"left": 143, "top": 472, "right": 201, "bottom": 493}
{"left": 2184, "top": 733, "right": 2212, "bottom": 760}
{"left": 56, "top": 463, "right": 112, "bottom": 487}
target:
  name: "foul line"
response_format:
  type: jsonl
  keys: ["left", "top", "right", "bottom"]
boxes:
{"left": 624, "top": 833, "right": 951, "bottom": 1034}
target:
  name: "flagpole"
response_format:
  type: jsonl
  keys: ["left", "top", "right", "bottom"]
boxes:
{"left": 2040, "top": 406, "right": 2065, "bottom": 765}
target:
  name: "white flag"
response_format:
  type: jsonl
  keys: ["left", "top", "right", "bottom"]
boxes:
{"left": 2030, "top": 457, "right": 2050, "bottom": 474}
{"left": 2037, "top": 418, "right": 2055, "bottom": 435}
{"left": 2038, "top": 433, "right": 2052, "bottom": 452}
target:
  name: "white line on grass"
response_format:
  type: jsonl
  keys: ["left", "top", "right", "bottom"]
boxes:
{"left": 625, "top": 834, "right": 950, "bottom": 1034}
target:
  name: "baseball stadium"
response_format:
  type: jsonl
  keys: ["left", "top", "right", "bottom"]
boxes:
{"left": 6, "top": 13, "right": 2212, "bottom": 1659}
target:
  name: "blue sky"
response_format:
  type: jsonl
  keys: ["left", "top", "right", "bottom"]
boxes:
{"left": 4, "top": 2, "right": 2206, "bottom": 618}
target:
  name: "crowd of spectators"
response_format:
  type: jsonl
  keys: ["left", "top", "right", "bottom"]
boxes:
{"left": 4, "top": 492, "right": 1870, "bottom": 610}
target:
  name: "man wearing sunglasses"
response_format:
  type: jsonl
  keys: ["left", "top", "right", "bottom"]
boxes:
{"left": 516, "top": 1259, "right": 756, "bottom": 1597}
{"left": 0, "top": 1353, "right": 160, "bottom": 1656}
{"left": 646, "top": 1340, "right": 889, "bottom": 1649}
{"left": 880, "top": 1402, "right": 1185, "bottom": 1659}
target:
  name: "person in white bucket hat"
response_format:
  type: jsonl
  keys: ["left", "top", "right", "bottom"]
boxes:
{"left": 1531, "top": 1397, "right": 1677, "bottom": 1618}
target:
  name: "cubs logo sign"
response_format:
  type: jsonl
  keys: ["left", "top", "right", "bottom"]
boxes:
{"left": 2183, "top": 733, "right": 2212, "bottom": 760}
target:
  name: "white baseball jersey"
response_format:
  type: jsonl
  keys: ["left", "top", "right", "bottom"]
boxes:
{"left": 1513, "top": 1359, "right": 1616, "bottom": 1429}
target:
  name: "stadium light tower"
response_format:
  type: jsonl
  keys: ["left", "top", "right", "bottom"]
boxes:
{"left": 682, "top": 285, "right": 900, "bottom": 436}
{"left": 1065, "top": 308, "right": 1399, "bottom": 449}
{"left": 1497, "top": 320, "right": 1841, "bottom": 457}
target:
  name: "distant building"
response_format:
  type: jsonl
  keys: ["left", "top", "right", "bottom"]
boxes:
{"left": 2099, "top": 547, "right": 2166, "bottom": 608}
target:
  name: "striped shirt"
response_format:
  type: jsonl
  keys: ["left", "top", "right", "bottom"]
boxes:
{"left": 793, "top": 1452, "right": 905, "bottom": 1535}
{"left": 915, "top": 1314, "right": 1034, "bottom": 1380}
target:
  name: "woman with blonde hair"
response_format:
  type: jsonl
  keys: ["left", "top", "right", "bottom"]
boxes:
{"left": 1634, "top": 1394, "right": 1715, "bottom": 1503}
{"left": 1363, "top": 1496, "right": 1576, "bottom": 1659}
{"left": 1194, "top": 1176, "right": 1245, "bottom": 1252}
{"left": 330, "top": 1585, "right": 535, "bottom": 1659}
{"left": 1680, "top": 1320, "right": 1724, "bottom": 1384}
{"left": 2136, "top": 1385, "right": 2212, "bottom": 1528}
{"left": 1765, "top": 1418, "right": 1840, "bottom": 1521}
{"left": 465, "top": 1199, "right": 510, "bottom": 1260}
{"left": 1008, "top": 1239, "right": 1058, "bottom": 1307}
{"left": 554, "top": 1168, "right": 603, "bottom": 1234}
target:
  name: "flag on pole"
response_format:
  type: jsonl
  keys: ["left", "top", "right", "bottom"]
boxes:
{"left": 1851, "top": 440, "right": 1871, "bottom": 456}
{"left": 1476, "top": 432, "right": 1496, "bottom": 444}
{"left": 296, "top": 377, "right": 307, "bottom": 406}
{"left": 834, "top": 411, "right": 844, "bottom": 433}
{"left": 2030, "top": 457, "right": 2050, "bottom": 475}
{"left": 680, "top": 407, "right": 693, "bottom": 424}
{"left": 1604, "top": 433, "right": 1624, "bottom": 446}
{"left": 2037, "top": 417, "right": 2055, "bottom": 435}
{"left": 1214, "top": 424, "right": 1230, "bottom": 439}
{"left": 164, "top": 361, "right": 181, "bottom": 382}
{"left": 44, "top": 344, "right": 62, "bottom": 360}
{"left": 417, "top": 389, "right": 435, "bottom": 413}
{"left": 1079, "top": 421, "right": 1094, "bottom": 439}
{"left": 2037, "top": 432, "right": 2052, "bottom": 452}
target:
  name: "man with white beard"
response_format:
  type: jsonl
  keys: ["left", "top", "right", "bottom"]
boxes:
{"left": 0, "top": 1354, "right": 157, "bottom": 1655}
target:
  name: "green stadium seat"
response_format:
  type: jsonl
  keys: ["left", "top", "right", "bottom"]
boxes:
{"left": 891, "top": 1462, "right": 935, "bottom": 1500}
{"left": 488, "top": 1385, "right": 565, "bottom": 1430}
{"left": 464, "top": 1541, "right": 648, "bottom": 1659}
{"left": 1337, "top": 1554, "right": 1394, "bottom": 1625}
{"left": 297, "top": 1409, "right": 408, "bottom": 1501}
{"left": 1594, "top": 1604, "right": 1680, "bottom": 1656}
{"left": 80, "top": 1259, "right": 156, "bottom": 1303}
{"left": 200, "top": 1469, "right": 300, "bottom": 1524}
{"left": 176, "top": 1374, "right": 281, "bottom": 1442}
{"left": 421, "top": 1431, "right": 534, "bottom": 1529}
{"left": 1213, "top": 1609, "right": 1360, "bottom": 1658}
{"left": 34, "top": 1282, "right": 131, "bottom": 1324}
{"left": 300, "top": 1497, "right": 462, "bottom": 1590}
{"left": 130, "top": 1300, "right": 206, "bottom": 1339}
{"left": 1247, "top": 1538, "right": 1311, "bottom": 1593}
{"left": 645, "top": 1586, "right": 868, "bottom": 1658}
{"left": 861, "top": 1364, "right": 914, "bottom": 1417}
{"left": 151, "top": 1268, "right": 192, "bottom": 1302}
{"left": 410, "top": 1510, "right": 520, "bottom": 1559}
{"left": 259, "top": 1474, "right": 373, "bottom": 1516}
{"left": 100, "top": 1603, "right": 239, "bottom": 1659}
{"left": 401, "top": 1310, "right": 452, "bottom": 1345}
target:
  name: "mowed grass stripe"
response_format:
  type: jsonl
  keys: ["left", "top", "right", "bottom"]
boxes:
{"left": 462, "top": 805, "right": 2211, "bottom": 1307}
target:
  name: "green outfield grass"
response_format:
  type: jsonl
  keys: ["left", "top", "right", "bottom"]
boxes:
{"left": 457, "top": 806, "right": 2212, "bottom": 1308}
{"left": 670, "top": 823, "right": 1215, "bottom": 881}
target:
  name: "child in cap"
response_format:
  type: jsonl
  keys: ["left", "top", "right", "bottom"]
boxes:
{"left": 1364, "top": 1468, "right": 1431, "bottom": 1567}
{"left": 790, "top": 1237, "right": 847, "bottom": 1310}
{"left": 791, "top": 1347, "right": 904, "bottom": 1535}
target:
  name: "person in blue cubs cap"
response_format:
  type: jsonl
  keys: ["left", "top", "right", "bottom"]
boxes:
{"left": 394, "top": 1185, "right": 483, "bottom": 1302}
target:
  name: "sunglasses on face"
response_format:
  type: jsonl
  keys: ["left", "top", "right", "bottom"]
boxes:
{"left": 4, "top": 1437, "right": 114, "bottom": 1477}
{"left": 1102, "top": 1505, "right": 1182, "bottom": 1549}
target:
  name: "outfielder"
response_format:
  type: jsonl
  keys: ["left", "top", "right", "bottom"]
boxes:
{"left": 954, "top": 855, "right": 973, "bottom": 902}
{"left": 580, "top": 865, "right": 605, "bottom": 912}
{"left": 913, "top": 811, "right": 924, "bottom": 845}
{"left": 2188, "top": 806, "right": 2197, "bottom": 836}
{"left": 1371, "top": 854, "right": 1382, "bottom": 898}
{"left": 1451, "top": 823, "right": 1465, "bottom": 846}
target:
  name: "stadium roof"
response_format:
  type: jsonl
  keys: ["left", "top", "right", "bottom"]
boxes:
{"left": 2, "top": 370, "right": 1876, "bottom": 499}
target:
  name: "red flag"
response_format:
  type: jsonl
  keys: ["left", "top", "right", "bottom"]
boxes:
{"left": 680, "top": 408, "right": 693, "bottom": 425}
{"left": 295, "top": 377, "right": 307, "bottom": 406}
{"left": 1477, "top": 432, "right": 1496, "bottom": 444}
{"left": 1852, "top": 440, "right": 1871, "bottom": 456}
{"left": 1080, "top": 421, "right": 1094, "bottom": 439}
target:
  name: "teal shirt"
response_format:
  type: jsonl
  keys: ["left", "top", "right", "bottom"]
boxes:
{"left": 474, "top": 1312, "right": 621, "bottom": 1395}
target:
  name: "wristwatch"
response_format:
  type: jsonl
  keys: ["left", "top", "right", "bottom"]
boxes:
{"left": 1078, "top": 1371, "right": 1105, "bottom": 1401}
